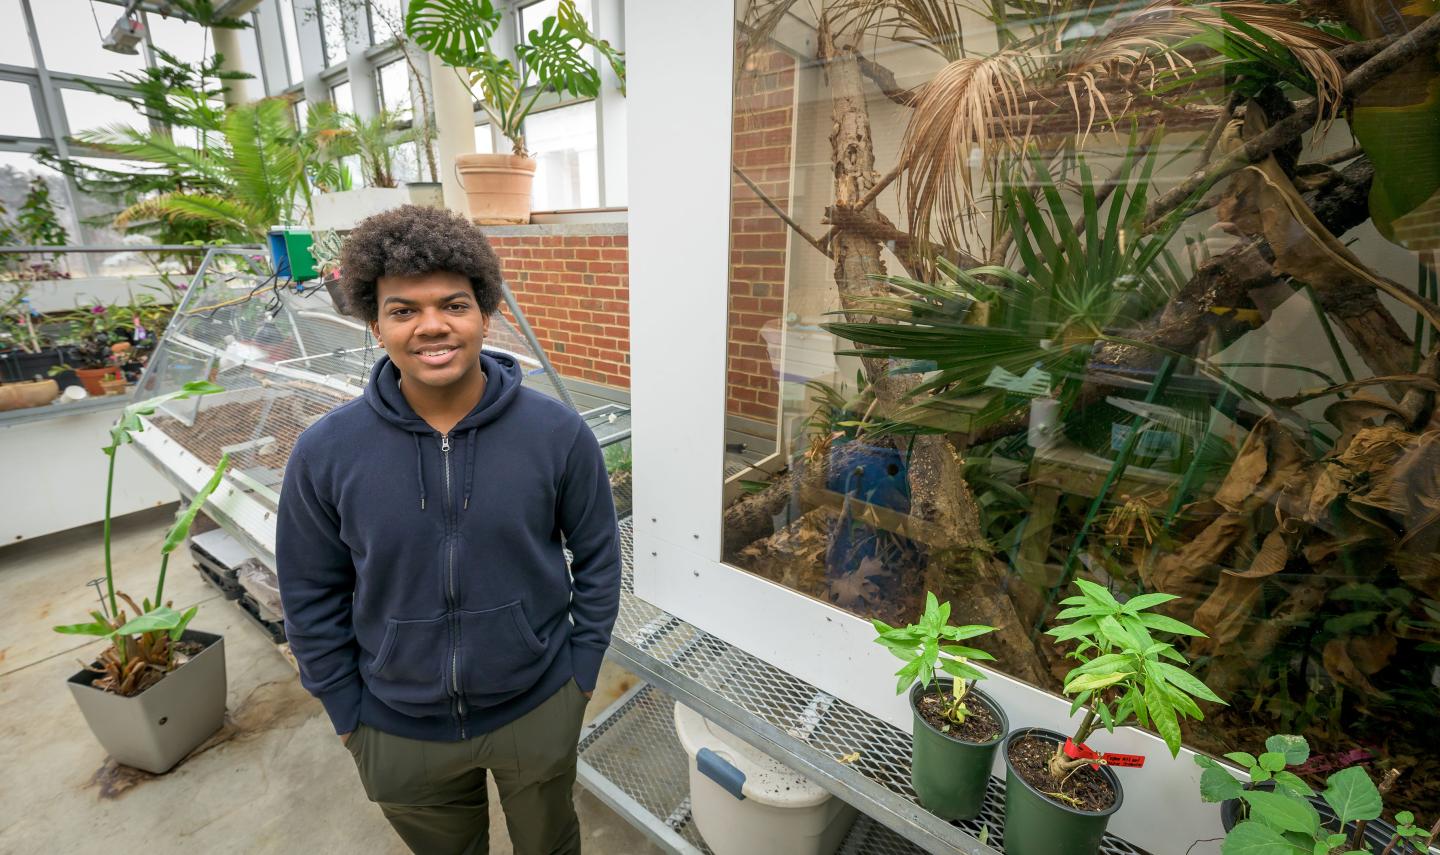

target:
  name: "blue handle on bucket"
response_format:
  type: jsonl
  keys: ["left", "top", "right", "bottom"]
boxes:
{"left": 697, "top": 747, "right": 746, "bottom": 801}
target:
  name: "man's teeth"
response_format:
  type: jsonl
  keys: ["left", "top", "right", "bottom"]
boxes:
{"left": 420, "top": 348, "right": 454, "bottom": 356}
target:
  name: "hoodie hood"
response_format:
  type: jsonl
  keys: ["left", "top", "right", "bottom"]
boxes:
{"left": 364, "top": 349, "right": 524, "bottom": 511}
{"left": 364, "top": 349, "right": 523, "bottom": 434}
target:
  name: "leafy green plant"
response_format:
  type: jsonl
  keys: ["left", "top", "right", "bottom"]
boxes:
{"left": 872, "top": 592, "right": 996, "bottom": 728}
{"left": 75, "top": 98, "right": 306, "bottom": 242}
{"left": 344, "top": 110, "right": 424, "bottom": 189}
{"left": 51, "top": 381, "right": 226, "bottom": 695}
{"left": 1045, "top": 579, "right": 1222, "bottom": 779}
{"left": 824, "top": 142, "right": 1200, "bottom": 418}
{"left": 1197, "top": 733, "right": 1438, "bottom": 855}
{"left": 405, "top": 0, "right": 624, "bottom": 156}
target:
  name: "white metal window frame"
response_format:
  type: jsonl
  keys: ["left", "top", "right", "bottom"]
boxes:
{"left": 626, "top": 2, "right": 1220, "bottom": 852}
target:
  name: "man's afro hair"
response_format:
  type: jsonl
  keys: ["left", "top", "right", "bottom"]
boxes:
{"left": 337, "top": 205, "right": 504, "bottom": 322}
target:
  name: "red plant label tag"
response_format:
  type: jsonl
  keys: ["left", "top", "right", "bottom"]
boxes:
{"left": 1064, "top": 739, "right": 1146, "bottom": 769}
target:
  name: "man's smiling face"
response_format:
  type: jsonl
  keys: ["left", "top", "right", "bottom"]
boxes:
{"left": 371, "top": 271, "right": 491, "bottom": 390}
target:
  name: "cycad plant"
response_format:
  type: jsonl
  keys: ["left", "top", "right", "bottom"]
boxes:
{"left": 75, "top": 98, "right": 306, "bottom": 243}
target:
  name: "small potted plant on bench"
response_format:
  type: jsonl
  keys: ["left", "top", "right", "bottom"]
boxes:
{"left": 1002, "top": 580, "right": 1223, "bottom": 855}
{"left": 873, "top": 591, "right": 1005, "bottom": 821}
{"left": 1198, "top": 733, "right": 1438, "bottom": 854}
{"left": 54, "top": 381, "right": 232, "bottom": 774}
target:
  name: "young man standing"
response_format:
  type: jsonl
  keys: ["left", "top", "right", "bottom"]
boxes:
{"left": 277, "top": 205, "right": 621, "bottom": 855}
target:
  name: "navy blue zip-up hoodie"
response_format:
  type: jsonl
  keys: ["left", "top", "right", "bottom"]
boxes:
{"left": 276, "top": 350, "right": 621, "bottom": 741}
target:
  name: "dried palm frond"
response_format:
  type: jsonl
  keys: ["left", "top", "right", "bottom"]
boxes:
{"left": 900, "top": 48, "right": 1035, "bottom": 251}
{"left": 896, "top": 0, "right": 1348, "bottom": 251}
{"left": 836, "top": 0, "right": 976, "bottom": 61}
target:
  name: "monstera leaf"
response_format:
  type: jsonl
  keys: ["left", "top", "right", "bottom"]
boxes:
{"left": 516, "top": 16, "right": 601, "bottom": 98}
{"left": 404, "top": 0, "right": 503, "bottom": 68}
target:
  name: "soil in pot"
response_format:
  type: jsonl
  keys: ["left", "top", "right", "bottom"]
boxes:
{"left": 912, "top": 682, "right": 1008, "bottom": 822}
{"left": 1008, "top": 733, "right": 1118, "bottom": 813}
{"left": 915, "top": 688, "right": 1001, "bottom": 744}
{"left": 1002, "top": 728, "right": 1124, "bottom": 855}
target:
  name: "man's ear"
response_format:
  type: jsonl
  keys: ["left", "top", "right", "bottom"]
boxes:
{"left": 370, "top": 320, "right": 382, "bottom": 344}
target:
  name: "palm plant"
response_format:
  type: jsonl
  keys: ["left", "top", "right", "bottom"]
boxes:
{"left": 841, "top": 0, "right": 1347, "bottom": 249}
{"left": 75, "top": 98, "right": 307, "bottom": 243}
{"left": 405, "top": 0, "right": 625, "bottom": 156}
{"left": 345, "top": 110, "right": 425, "bottom": 189}
{"left": 823, "top": 142, "right": 1193, "bottom": 419}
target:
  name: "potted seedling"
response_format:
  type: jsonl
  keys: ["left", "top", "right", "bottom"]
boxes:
{"left": 873, "top": 591, "right": 1005, "bottom": 821}
{"left": 54, "top": 381, "right": 232, "bottom": 774}
{"left": 1198, "top": 733, "right": 1438, "bottom": 855}
{"left": 405, "top": 0, "right": 624, "bottom": 224}
{"left": 1002, "top": 580, "right": 1222, "bottom": 855}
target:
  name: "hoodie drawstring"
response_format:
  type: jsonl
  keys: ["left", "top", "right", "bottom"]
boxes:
{"left": 413, "top": 433, "right": 427, "bottom": 511}
{"left": 463, "top": 430, "right": 476, "bottom": 510}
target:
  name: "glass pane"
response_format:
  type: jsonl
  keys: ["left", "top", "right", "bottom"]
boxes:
{"left": 30, "top": 0, "right": 145, "bottom": 77}
{"left": 321, "top": 0, "right": 347, "bottom": 67}
{"left": 525, "top": 103, "right": 597, "bottom": 210}
{"left": 0, "top": 0, "right": 33, "bottom": 66}
{"left": 377, "top": 59, "right": 410, "bottom": 116}
{"left": 518, "top": 0, "right": 590, "bottom": 38}
{"left": 61, "top": 87, "right": 147, "bottom": 136}
{"left": 292, "top": 98, "right": 307, "bottom": 132}
{"left": 720, "top": 0, "right": 1440, "bottom": 820}
{"left": 330, "top": 81, "right": 352, "bottom": 114}
{"left": 0, "top": 80, "right": 40, "bottom": 138}
{"left": 473, "top": 124, "right": 495, "bottom": 155}
{"left": 146, "top": 11, "right": 210, "bottom": 67}
{"left": 279, "top": 0, "right": 304, "bottom": 85}
{"left": 367, "top": 0, "right": 405, "bottom": 43}
{"left": 391, "top": 141, "right": 419, "bottom": 184}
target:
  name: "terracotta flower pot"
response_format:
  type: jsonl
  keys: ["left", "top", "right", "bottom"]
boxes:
{"left": 77, "top": 366, "right": 120, "bottom": 397}
{"left": 0, "top": 379, "right": 60, "bottom": 411}
{"left": 99, "top": 377, "right": 129, "bottom": 396}
{"left": 455, "top": 153, "right": 536, "bottom": 225}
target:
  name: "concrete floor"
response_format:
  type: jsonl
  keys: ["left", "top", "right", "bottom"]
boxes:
{"left": 0, "top": 506, "right": 662, "bottom": 855}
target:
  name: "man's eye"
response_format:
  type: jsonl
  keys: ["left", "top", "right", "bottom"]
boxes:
{"left": 391, "top": 308, "right": 412, "bottom": 318}
{"left": 448, "top": 303, "right": 470, "bottom": 311}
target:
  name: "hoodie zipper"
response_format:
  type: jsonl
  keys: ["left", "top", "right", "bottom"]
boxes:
{"left": 441, "top": 432, "right": 466, "bottom": 739}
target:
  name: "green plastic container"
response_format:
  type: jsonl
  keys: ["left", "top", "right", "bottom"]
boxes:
{"left": 1002, "top": 727, "right": 1123, "bottom": 855}
{"left": 909, "top": 679, "right": 1007, "bottom": 821}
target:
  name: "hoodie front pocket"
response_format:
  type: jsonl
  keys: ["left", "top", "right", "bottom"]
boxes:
{"left": 366, "top": 615, "right": 451, "bottom": 707}
{"left": 456, "top": 601, "right": 549, "bottom": 702}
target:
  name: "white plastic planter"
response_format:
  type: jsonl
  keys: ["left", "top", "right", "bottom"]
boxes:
{"left": 311, "top": 183, "right": 445, "bottom": 230}
{"left": 674, "top": 702, "right": 857, "bottom": 855}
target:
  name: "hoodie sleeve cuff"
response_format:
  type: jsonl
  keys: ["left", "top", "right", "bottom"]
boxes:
{"left": 571, "top": 643, "right": 608, "bottom": 694}
{"left": 317, "top": 677, "right": 363, "bottom": 735}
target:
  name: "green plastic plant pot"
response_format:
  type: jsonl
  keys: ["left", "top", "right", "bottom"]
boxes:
{"left": 909, "top": 679, "right": 1008, "bottom": 821}
{"left": 1001, "top": 727, "right": 1123, "bottom": 855}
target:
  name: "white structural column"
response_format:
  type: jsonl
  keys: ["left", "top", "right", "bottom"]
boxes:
{"left": 294, "top": 0, "right": 328, "bottom": 105}
{"left": 592, "top": 0, "right": 627, "bottom": 206}
{"left": 428, "top": 51, "right": 476, "bottom": 214}
{"left": 345, "top": 8, "right": 378, "bottom": 119}
{"left": 212, "top": 27, "right": 255, "bottom": 105}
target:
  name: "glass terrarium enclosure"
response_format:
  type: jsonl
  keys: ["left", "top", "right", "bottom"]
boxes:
{"left": 130, "top": 247, "right": 632, "bottom": 565}
{"left": 628, "top": 1, "right": 1440, "bottom": 850}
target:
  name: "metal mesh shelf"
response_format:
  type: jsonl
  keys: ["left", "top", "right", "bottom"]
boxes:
{"left": 577, "top": 681, "right": 931, "bottom": 855}
{"left": 607, "top": 518, "right": 1148, "bottom": 855}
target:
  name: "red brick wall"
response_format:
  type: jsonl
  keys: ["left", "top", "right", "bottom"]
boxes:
{"left": 727, "top": 46, "right": 796, "bottom": 423}
{"left": 484, "top": 48, "right": 795, "bottom": 418}
{"left": 489, "top": 233, "right": 631, "bottom": 389}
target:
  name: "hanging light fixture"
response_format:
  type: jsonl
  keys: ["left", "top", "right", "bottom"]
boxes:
{"left": 99, "top": 1, "right": 146, "bottom": 55}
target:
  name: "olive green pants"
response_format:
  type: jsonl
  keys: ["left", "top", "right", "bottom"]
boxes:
{"left": 346, "top": 680, "right": 589, "bottom": 855}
